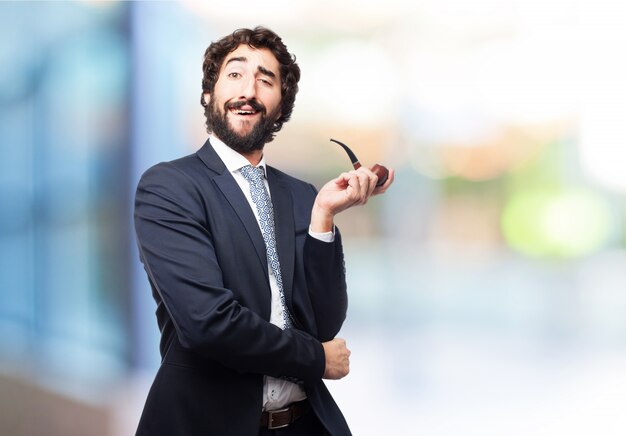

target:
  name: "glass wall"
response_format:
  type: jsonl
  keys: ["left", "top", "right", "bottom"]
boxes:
{"left": 0, "top": 2, "right": 131, "bottom": 379}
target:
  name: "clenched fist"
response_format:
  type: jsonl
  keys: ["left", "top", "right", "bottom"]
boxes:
{"left": 322, "top": 338, "right": 351, "bottom": 380}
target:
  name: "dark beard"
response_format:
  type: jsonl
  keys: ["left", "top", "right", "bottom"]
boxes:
{"left": 207, "top": 98, "right": 279, "bottom": 153}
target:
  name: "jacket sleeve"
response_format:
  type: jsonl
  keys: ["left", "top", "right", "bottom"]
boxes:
{"left": 302, "top": 187, "right": 349, "bottom": 342}
{"left": 134, "top": 162, "right": 325, "bottom": 383}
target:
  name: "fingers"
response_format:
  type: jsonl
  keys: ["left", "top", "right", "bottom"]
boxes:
{"left": 344, "top": 167, "right": 378, "bottom": 206}
{"left": 314, "top": 166, "right": 393, "bottom": 219}
{"left": 333, "top": 172, "right": 352, "bottom": 189}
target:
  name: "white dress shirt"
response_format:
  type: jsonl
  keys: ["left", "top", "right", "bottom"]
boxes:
{"left": 209, "top": 135, "right": 333, "bottom": 410}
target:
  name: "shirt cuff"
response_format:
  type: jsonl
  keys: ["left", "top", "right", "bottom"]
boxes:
{"left": 308, "top": 225, "right": 335, "bottom": 243}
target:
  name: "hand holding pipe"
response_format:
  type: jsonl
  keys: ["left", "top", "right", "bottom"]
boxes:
{"left": 330, "top": 138, "right": 389, "bottom": 187}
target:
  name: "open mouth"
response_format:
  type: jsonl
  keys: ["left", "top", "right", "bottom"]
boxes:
{"left": 230, "top": 108, "right": 258, "bottom": 116}
{"left": 227, "top": 100, "right": 265, "bottom": 117}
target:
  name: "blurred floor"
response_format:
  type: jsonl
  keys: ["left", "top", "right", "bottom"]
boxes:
{"left": 330, "top": 325, "right": 626, "bottom": 436}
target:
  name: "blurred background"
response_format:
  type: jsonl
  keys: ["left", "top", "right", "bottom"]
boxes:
{"left": 1, "top": 1, "right": 625, "bottom": 435}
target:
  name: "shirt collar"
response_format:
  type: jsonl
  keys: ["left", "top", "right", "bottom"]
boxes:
{"left": 209, "top": 134, "right": 267, "bottom": 175}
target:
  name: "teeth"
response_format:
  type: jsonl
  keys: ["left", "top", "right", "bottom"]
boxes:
{"left": 233, "top": 109, "right": 256, "bottom": 115}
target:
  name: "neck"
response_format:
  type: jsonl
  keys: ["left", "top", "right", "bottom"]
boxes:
{"left": 241, "top": 149, "right": 263, "bottom": 166}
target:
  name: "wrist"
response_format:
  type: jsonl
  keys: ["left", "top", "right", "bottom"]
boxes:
{"left": 310, "top": 203, "right": 334, "bottom": 233}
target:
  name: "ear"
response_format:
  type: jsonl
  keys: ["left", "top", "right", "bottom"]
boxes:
{"left": 202, "top": 92, "right": 211, "bottom": 107}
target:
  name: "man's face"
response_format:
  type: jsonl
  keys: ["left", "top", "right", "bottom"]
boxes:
{"left": 205, "top": 44, "right": 283, "bottom": 153}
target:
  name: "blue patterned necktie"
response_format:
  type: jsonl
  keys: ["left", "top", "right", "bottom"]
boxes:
{"left": 240, "top": 164, "right": 292, "bottom": 329}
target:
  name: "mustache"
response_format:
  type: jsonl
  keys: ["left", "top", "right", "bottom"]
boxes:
{"left": 226, "top": 99, "right": 266, "bottom": 113}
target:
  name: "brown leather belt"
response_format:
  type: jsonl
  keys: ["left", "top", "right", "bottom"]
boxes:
{"left": 260, "top": 400, "right": 309, "bottom": 430}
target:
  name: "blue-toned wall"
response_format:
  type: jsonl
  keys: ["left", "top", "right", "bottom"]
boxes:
{"left": 0, "top": 1, "right": 131, "bottom": 378}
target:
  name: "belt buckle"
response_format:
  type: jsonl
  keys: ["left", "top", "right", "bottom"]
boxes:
{"left": 268, "top": 407, "right": 291, "bottom": 430}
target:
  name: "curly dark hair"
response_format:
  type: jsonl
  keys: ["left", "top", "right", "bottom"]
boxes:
{"left": 200, "top": 26, "right": 301, "bottom": 137}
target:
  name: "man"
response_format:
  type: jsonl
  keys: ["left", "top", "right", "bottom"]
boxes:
{"left": 134, "top": 26, "right": 394, "bottom": 436}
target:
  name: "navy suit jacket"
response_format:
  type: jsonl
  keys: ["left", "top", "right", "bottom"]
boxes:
{"left": 134, "top": 139, "right": 351, "bottom": 435}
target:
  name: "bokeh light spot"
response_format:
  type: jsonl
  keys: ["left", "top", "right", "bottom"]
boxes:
{"left": 502, "top": 188, "right": 614, "bottom": 258}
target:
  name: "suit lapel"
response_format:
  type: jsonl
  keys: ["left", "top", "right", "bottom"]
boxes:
{"left": 196, "top": 140, "right": 297, "bottom": 304}
{"left": 267, "top": 167, "right": 295, "bottom": 304}
{"left": 197, "top": 140, "right": 269, "bottom": 281}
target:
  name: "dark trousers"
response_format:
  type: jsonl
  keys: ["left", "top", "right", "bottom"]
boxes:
{"left": 258, "top": 407, "right": 329, "bottom": 436}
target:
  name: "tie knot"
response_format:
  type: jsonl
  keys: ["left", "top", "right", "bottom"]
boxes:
{"left": 240, "top": 164, "right": 265, "bottom": 184}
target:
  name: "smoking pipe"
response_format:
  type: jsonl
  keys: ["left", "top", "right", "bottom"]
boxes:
{"left": 330, "top": 138, "right": 389, "bottom": 187}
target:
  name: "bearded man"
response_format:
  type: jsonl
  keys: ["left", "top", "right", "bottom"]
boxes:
{"left": 134, "top": 26, "right": 394, "bottom": 436}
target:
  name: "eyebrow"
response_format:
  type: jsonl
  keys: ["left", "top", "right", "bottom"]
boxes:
{"left": 224, "top": 56, "right": 277, "bottom": 79}
{"left": 258, "top": 66, "right": 276, "bottom": 79}
{"left": 225, "top": 56, "right": 247, "bottom": 66}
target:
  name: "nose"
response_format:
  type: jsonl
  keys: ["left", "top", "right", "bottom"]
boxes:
{"left": 239, "top": 75, "right": 257, "bottom": 100}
